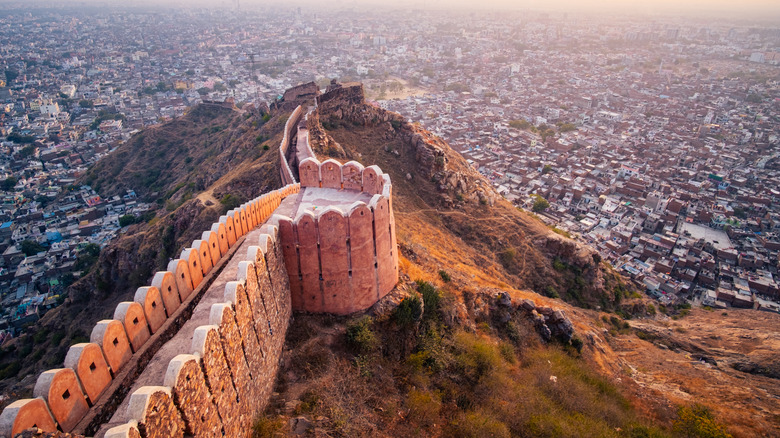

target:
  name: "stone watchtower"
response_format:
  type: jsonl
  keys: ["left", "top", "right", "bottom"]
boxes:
{"left": 274, "top": 154, "right": 398, "bottom": 315}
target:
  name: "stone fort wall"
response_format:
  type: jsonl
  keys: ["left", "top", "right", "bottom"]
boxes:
{"left": 1, "top": 185, "right": 300, "bottom": 438}
{"left": 1, "top": 88, "right": 401, "bottom": 437}
{"left": 279, "top": 106, "right": 303, "bottom": 186}
{"left": 277, "top": 158, "right": 398, "bottom": 315}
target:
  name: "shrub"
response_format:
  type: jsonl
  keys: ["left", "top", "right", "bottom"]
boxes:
{"left": 394, "top": 296, "right": 422, "bottom": 327}
{"left": 345, "top": 316, "right": 378, "bottom": 354}
{"left": 448, "top": 411, "right": 510, "bottom": 438}
{"left": 543, "top": 286, "right": 560, "bottom": 299}
{"left": 452, "top": 331, "right": 502, "bottom": 382}
{"left": 438, "top": 269, "right": 451, "bottom": 283}
{"left": 407, "top": 389, "right": 442, "bottom": 426}
{"left": 251, "top": 416, "right": 285, "bottom": 438}
{"left": 500, "top": 247, "right": 516, "bottom": 267}
{"left": 647, "top": 303, "right": 656, "bottom": 315}
{"left": 416, "top": 280, "right": 440, "bottom": 318}
{"left": 220, "top": 193, "right": 242, "bottom": 211}
{"left": 552, "top": 258, "right": 567, "bottom": 272}
{"left": 673, "top": 404, "right": 732, "bottom": 438}
{"left": 570, "top": 336, "right": 584, "bottom": 354}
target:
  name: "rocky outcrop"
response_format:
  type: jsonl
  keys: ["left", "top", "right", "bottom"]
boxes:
{"left": 479, "top": 289, "right": 576, "bottom": 344}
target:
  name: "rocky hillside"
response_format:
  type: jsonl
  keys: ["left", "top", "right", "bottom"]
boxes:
{"left": 290, "top": 82, "right": 777, "bottom": 437}
{"left": 309, "top": 82, "right": 629, "bottom": 312}
{"left": 0, "top": 100, "right": 297, "bottom": 398}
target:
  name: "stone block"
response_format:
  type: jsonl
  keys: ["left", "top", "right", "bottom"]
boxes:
{"left": 247, "top": 246, "right": 279, "bottom": 323}
{"left": 192, "top": 239, "right": 213, "bottom": 276}
{"left": 202, "top": 230, "right": 221, "bottom": 266}
{"left": 296, "top": 212, "right": 322, "bottom": 313}
{"left": 266, "top": 228, "right": 291, "bottom": 323}
{"left": 342, "top": 161, "right": 365, "bottom": 191}
{"left": 180, "top": 249, "right": 203, "bottom": 290}
{"left": 228, "top": 210, "right": 243, "bottom": 238}
{"left": 299, "top": 157, "right": 321, "bottom": 188}
{"left": 223, "top": 282, "right": 264, "bottom": 375}
{"left": 191, "top": 326, "right": 243, "bottom": 437}
{"left": 164, "top": 355, "right": 223, "bottom": 438}
{"left": 0, "top": 398, "right": 57, "bottom": 437}
{"left": 114, "top": 302, "right": 151, "bottom": 353}
{"left": 151, "top": 271, "right": 181, "bottom": 317}
{"left": 320, "top": 159, "right": 342, "bottom": 189}
{"left": 318, "top": 208, "right": 351, "bottom": 314}
{"left": 90, "top": 320, "right": 132, "bottom": 375}
{"left": 237, "top": 261, "right": 269, "bottom": 353}
{"left": 219, "top": 215, "right": 237, "bottom": 248}
{"left": 371, "top": 195, "right": 397, "bottom": 297}
{"left": 166, "top": 259, "right": 194, "bottom": 302}
{"left": 348, "top": 202, "right": 378, "bottom": 310}
{"left": 63, "top": 343, "right": 112, "bottom": 405}
{"left": 33, "top": 369, "right": 89, "bottom": 432}
{"left": 126, "top": 386, "right": 184, "bottom": 438}
{"left": 362, "top": 165, "right": 384, "bottom": 195}
{"left": 238, "top": 206, "right": 249, "bottom": 236}
{"left": 103, "top": 421, "right": 141, "bottom": 438}
{"left": 211, "top": 222, "right": 229, "bottom": 256}
{"left": 258, "top": 197, "right": 268, "bottom": 223}
{"left": 278, "top": 219, "right": 303, "bottom": 310}
{"left": 133, "top": 287, "right": 166, "bottom": 334}
{"left": 209, "top": 303, "right": 254, "bottom": 412}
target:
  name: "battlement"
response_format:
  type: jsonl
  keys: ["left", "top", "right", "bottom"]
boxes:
{"left": 0, "top": 186, "right": 299, "bottom": 438}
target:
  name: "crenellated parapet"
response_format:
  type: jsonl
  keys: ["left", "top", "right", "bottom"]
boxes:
{"left": 0, "top": 185, "right": 300, "bottom": 438}
{"left": 275, "top": 158, "right": 398, "bottom": 315}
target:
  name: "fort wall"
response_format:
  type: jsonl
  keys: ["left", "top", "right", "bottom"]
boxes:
{"left": 1, "top": 85, "right": 400, "bottom": 437}
{"left": 1, "top": 185, "right": 299, "bottom": 438}
{"left": 279, "top": 106, "right": 303, "bottom": 185}
{"left": 276, "top": 157, "right": 398, "bottom": 315}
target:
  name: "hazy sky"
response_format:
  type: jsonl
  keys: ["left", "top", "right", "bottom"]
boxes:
{"left": 5, "top": 0, "right": 780, "bottom": 20}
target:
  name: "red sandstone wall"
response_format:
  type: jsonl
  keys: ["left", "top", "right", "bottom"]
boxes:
{"left": 275, "top": 191, "right": 398, "bottom": 315}
{"left": 0, "top": 185, "right": 300, "bottom": 438}
{"left": 279, "top": 106, "right": 303, "bottom": 185}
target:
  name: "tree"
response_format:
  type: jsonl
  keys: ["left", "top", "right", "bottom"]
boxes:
{"left": 2, "top": 177, "right": 17, "bottom": 191}
{"left": 542, "top": 164, "right": 553, "bottom": 174}
{"left": 119, "top": 214, "right": 137, "bottom": 227}
{"left": 509, "top": 119, "right": 531, "bottom": 130}
{"left": 79, "top": 99, "right": 93, "bottom": 108}
{"left": 7, "top": 133, "right": 35, "bottom": 144}
{"left": 20, "top": 240, "right": 46, "bottom": 256}
{"left": 531, "top": 195, "right": 550, "bottom": 213}
{"left": 559, "top": 123, "right": 577, "bottom": 132}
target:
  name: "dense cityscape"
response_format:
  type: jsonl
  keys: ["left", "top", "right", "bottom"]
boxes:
{"left": 0, "top": 2, "right": 778, "bottom": 342}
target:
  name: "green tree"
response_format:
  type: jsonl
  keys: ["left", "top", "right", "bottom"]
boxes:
{"left": 119, "top": 214, "right": 137, "bottom": 227}
{"left": 531, "top": 195, "right": 550, "bottom": 213}
{"left": 542, "top": 164, "right": 553, "bottom": 174}
{"left": 509, "top": 119, "right": 531, "bottom": 130}
{"left": 2, "top": 177, "right": 17, "bottom": 191}
{"left": 20, "top": 240, "right": 46, "bottom": 256}
{"left": 78, "top": 99, "right": 93, "bottom": 108}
